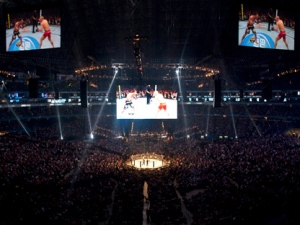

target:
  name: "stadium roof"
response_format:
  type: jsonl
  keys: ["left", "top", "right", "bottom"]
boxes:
{"left": 0, "top": 0, "right": 299, "bottom": 84}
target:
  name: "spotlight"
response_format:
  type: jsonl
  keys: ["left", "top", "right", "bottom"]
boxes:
{"left": 60, "top": 135, "right": 63, "bottom": 140}
{"left": 90, "top": 133, "right": 94, "bottom": 139}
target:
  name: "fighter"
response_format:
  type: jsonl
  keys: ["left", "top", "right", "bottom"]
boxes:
{"left": 273, "top": 16, "right": 289, "bottom": 50}
{"left": 8, "top": 18, "right": 25, "bottom": 50}
{"left": 153, "top": 90, "right": 169, "bottom": 117}
{"left": 121, "top": 89, "right": 138, "bottom": 115}
{"left": 37, "top": 16, "right": 54, "bottom": 49}
{"left": 240, "top": 12, "right": 259, "bottom": 45}
{"left": 146, "top": 85, "right": 152, "bottom": 105}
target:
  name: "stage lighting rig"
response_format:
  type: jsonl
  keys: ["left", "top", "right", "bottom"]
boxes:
{"left": 125, "top": 33, "right": 147, "bottom": 42}
{"left": 125, "top": 33, "right": 147, "bottom": 81}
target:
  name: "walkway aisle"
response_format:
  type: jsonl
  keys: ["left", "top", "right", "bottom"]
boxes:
{"left": 101, "top": 180, "right": 118, "bottom": 225}
{"left": 142, "top": 181, "right": 150, "bottom": 225}
{"left": 173, "top": 178, "right": 194, "bottom": 225}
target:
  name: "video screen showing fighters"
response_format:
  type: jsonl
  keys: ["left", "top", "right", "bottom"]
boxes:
{"left": 238, "top": 4, "right": 295, "bottom": 51}
{"left": 5, "top": 7, "right": 61, "bottom": 52}
{"left": 116, "top": 84, "right": 178, "bottom": 119}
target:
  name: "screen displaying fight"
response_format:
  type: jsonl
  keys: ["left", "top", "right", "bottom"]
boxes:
{"left": 238, "top": 4, "right": 295, "bottom": 51}
{"left": 5, "top": 7, "right": 61, "bottom": 52}
{"left": 116, "top": 84, "right": 178, "bottom": 119}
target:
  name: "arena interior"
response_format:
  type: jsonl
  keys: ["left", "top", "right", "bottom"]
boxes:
{"left": 1, "top": 0, "right": 300, "bottom": 225}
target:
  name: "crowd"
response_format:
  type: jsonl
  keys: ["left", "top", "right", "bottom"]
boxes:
{"left": 172, "top": 135, "right": 300, "bottom": 224}
{"left": 0, "top": 103, "right": 300, "bottom": 224}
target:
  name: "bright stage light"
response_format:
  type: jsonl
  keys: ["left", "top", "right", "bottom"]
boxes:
{"left": 56, "top": 106, "right": 63, "bottom": 140}
{"left": 5, "top": 102, "right": 29, "bottom": 135}
{"left": 176, "top": 68, "right": 188, "bottom": 137}
{"left": 92, "top": 68, "right": 118, "bottom": 132}
{"left": 114, "top": 68, "right": 118, "bottom": 75}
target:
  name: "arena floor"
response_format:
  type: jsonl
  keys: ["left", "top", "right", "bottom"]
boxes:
{"left": 127, "top": 158, "right": 164, "bottom": 169}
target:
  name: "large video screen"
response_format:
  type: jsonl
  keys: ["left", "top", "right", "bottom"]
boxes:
{"left": 116, "top": 84, "right": 178, "bottom": 119}
{"left": 5, "top": 7, "right": 61, "bottom": 52}
{"left": 238, "top": 4, "right": 295, "bottom": 50}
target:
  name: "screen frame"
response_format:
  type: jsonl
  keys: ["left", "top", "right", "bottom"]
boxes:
{"left": 116, "top": 84, "right": 178, "bottom": 120}
{"left": 238, "top": 3, "right": 296, "bottom": 51}
{"left": 4, "top": 3, "right": 62, "bottom": 52}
